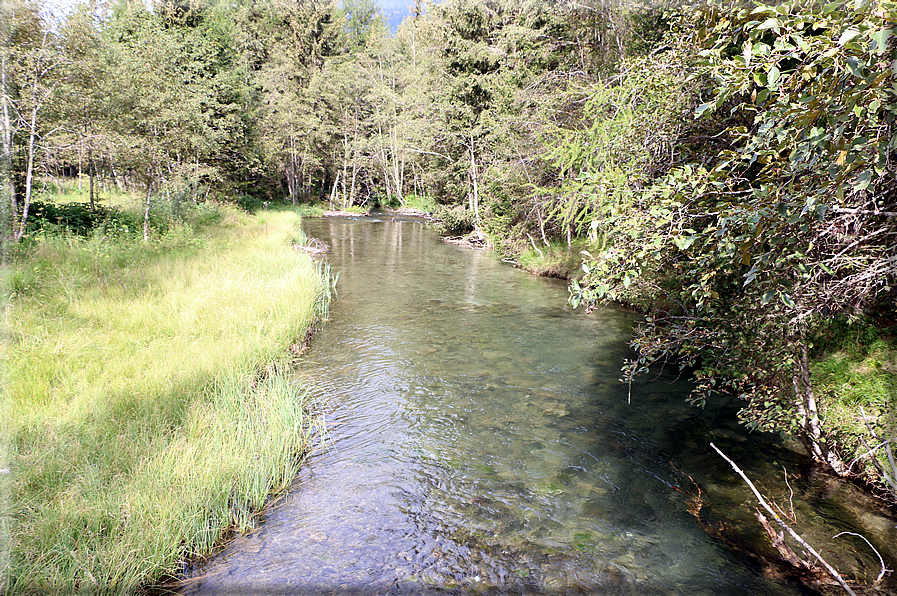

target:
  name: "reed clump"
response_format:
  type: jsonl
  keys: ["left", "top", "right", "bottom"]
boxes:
{"left": 3, "top": 205, "right": 329, "bottom": 593}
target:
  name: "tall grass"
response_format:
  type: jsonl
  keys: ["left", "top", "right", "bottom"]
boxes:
{"left": 3, "top": 205, "right": 331, "bottom": 593}
{"left": 515, "top": 237, "right": 590, "bottom": 280}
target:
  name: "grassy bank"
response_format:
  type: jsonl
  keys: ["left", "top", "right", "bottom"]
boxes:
{"left": 514, "top": 238, "right": 590, "bottom": 280}
{"left": 811, "top": 314, "right": 897, "bottom": 498}
{"left": 3, "top": 203, "right": 331, "bottom": 593}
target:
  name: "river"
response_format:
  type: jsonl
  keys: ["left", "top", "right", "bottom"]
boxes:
{"left": 185, "top": 215, "right": 896, "bottom": 595}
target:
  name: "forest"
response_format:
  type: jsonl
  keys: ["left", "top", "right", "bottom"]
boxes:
{"left": 1, "top": 0, "right": 896, "bottom": 592}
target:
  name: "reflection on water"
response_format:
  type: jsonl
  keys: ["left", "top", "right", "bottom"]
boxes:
{"left": 185, "top": 216, "right": 895, "bottom": 595}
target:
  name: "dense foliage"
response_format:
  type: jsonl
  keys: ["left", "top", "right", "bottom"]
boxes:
{"left": 568, "top": 0, "right": 896, "bottom": 484}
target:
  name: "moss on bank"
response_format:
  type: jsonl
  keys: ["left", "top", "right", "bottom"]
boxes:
{"left": 3, "top": 204, "right": 330, "bottom": 593}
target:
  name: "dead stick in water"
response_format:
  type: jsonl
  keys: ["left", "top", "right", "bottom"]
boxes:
{"left": 709, "top": 442, "right": 856, "bottom": 596}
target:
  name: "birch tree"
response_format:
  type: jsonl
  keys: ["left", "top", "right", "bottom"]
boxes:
{"left": 2, "top": 1, "right": 67, "bottom": 242}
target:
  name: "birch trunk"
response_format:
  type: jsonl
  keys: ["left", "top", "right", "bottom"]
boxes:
{"left": 793, "top": 342, "right": 848, "bottom": 475}
{"left": 88, "top": 145, "right": 95, "bottom": 212}
{"left": 14, "top": 102, "right": 39, "bottom": 242}
{"left": 1, "top": 51, "right": 16, "bottom": 236}
{"left": 143, "top": 183, "right": 152, "bottom": 242}
{"left": 468, "top": 132, "right": 479, "bottom": 226}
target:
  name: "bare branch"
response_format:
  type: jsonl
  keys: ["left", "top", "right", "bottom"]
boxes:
{"left": 710, "top": 442, "right": 857, "bottom": 596}
{"left": 833, "top": 532, "right": 890, "bottom": 585}
{"left": 833, "top": 207, "right": 897, "bottom": 218}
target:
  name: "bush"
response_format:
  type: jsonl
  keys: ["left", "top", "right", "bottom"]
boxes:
{"left": 24, "top": 201, "right": 104, "bottom": 237}
{"left": 433, "top": 204, "right": 476, "bottom": 235}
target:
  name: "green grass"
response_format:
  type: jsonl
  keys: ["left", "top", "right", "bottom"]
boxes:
{"left": 3, "top": 203, "right": 331, "bottom": 593}
{"left": 811, "top": 316, "right": 897, "bottom": 497}
{"left": 395, "top": 193, "right": 437, "bottom": 213}
{"left": 294, "top": 202, "right": 326, "bottom": 218}
{"left": 36, "top": 176, "right": 142, "bottom": 210}
{"left": 516, "top": 237, "right": 590, "bottom": 280}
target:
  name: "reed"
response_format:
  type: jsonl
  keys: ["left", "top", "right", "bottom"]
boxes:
{"left": 3, "top": 205, "right": 329, "bottom": 593}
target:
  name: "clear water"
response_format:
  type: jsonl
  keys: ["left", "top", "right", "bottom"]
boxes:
{"left": 185, "top": 216, "right": 895, "bottom": 595}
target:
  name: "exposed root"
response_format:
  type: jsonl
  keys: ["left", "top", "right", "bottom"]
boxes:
{"left": 442, "top": 231, "right": 489, "bottom": 250}
{"left": 293, "top": 238, "right": 329, "bottom": 255}
{"left": 323, "top": 210, "right": 368, "bottom": 217}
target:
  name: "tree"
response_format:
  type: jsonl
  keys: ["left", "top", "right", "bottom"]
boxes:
{"left": 308, "top": 55, "right": 374, "bottom": 209}
{"left": 249, "top": 0, "right": 343, "bottom": 203}
{"left": 571, "top": 0, "right": 897, "bottom": 475}
{"left": 2, "top": 1, "right": 68, "bottom": 243}
{"left": 53, "top": 4, "right": 109, "bottom": 213}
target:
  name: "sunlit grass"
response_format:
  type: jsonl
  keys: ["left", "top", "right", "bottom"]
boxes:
{"left": 516, "top": 237, "right": 590, "bottom": 280}
{"left": 812, "top": 319, "right": 897, "bottom": 497}
{"left": 395, "top": 193, "right": 436, "bottom": 213}
{"left": 38, "top": 176, "right": 142, "bottom": 210}
{"left": 3, "top": 206, "right": 330, "bottom": 593}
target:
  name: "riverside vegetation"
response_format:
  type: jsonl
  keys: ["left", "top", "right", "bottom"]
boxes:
{"left": 3, "top": 190, "right": 333, "bottom": 592}
{"left": 1, "top": 0, "right": 895, "bottom": 592}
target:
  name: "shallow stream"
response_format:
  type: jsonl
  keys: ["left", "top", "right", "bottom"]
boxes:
{"left": 186, "top": 216, "right": 896, "bottom": 595}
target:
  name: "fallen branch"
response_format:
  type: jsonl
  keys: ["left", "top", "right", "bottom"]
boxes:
{"left": 526, "top": 233, "right": 545, "bottom": 259}
{"left": 293, "top": 238, "right": 329, "bottom": 255}
{"left": 709, "top": 442, "right": 857, "bottom": 596}
{"left": 833, "top": 531, "right": 890, "bottom": 585}
{"left": 754, "top": 509, "right": 809, "bottom": 569}
{"left": 442, "top": 233, "right": 489, "bottom": 250}
{"left": 833, "top": 206, "right": 897, "bottom": 217}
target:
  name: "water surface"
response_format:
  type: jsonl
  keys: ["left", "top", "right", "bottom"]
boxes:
{"left": 186, "top": 216, "right": 894, "bottom": 595}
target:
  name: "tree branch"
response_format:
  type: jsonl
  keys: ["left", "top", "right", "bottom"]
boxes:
{"left": 709, "top": 442, "right": 857, "bottom": 596}
{"left": 833, "top": 207, "right": 897, "bottom": 218}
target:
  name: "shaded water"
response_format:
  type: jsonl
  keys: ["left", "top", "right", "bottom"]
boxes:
{"left": 187, "top": 216, "right": 896, "bottom": 595}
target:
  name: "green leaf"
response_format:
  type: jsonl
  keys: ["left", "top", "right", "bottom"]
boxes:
{"left": 780, "top": 293, "right": 796, "bottom": 308}
{"left": 694, "top": 102, "right": 715, "bottom": 118}
{"left": 838, "top": 28, "right": 861, "bottom": 46}
{"left": 757, "top": 18, "right": 781, "bottom": 32}
{"left": 767, "top": 64, "right": 780, "bottom": 86}
{"left": 869, "top": 28, "right": 894, "bottom": 55}
{"left": 673, "top": 235, "right": 698, "bottom": 250}
{"left": 853, "top": 169, "right": 873, "bottom": 191}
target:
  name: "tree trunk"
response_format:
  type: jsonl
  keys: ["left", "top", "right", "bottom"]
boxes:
{"left": 88, "top": 145, "right": 96, "bottom": 213}
{"left": 794, "top": 342, "right": 848, "bottom": 475}
{"left": 468, "top": 132, "right": 479, "bottom": 226}
{"left": 14, "top": 103, "right": 40, "bottom": 242}
{"left": 110, "top": 156, "right": 124, "bottom": 191}
{"left": 347, "top": 110, "right": 360, "bottom": 208}
{"left": 329, "top": 170, "right": 341, "bottom": 210}
{"left": 380, "top": 147, "right": 392, "bottom": 202}
{"left": 1, "top": 51, "right": 15, "bottom": 242}
{"left": 143, "top": 183, "right": 152, "bottom": 242}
